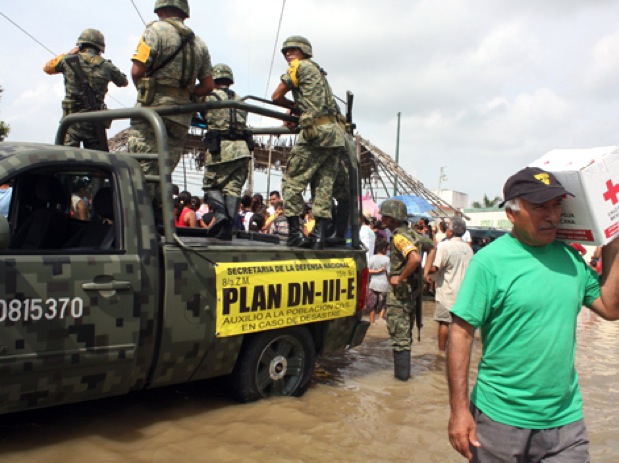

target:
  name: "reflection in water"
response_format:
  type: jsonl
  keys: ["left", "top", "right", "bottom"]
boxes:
{"left": 0, "top": 302, "right": 617, "bottom": 462}
{"left": 576, "top": 309, "right": 619, "bottom": 462}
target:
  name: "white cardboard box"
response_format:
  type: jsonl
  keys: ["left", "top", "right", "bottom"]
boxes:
{"left": 529, "top": 146, "right": 619, "bottom": 246}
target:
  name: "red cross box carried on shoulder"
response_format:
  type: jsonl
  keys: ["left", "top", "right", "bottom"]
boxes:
{"left": 529, "top": 146, "right": 619, "bottom": 246}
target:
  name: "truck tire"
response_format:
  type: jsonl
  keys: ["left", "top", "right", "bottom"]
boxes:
{"left": 231, "top": 327, "right": 316, "bottom": 402}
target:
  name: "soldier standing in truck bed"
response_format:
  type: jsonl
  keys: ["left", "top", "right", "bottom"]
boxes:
{"left": 128, "top": 0, "right": 213, "bottom": 216}
{"left": 201, "top": 64, "right": 253, "bottom": 241}
{"left": 43, "top": 28, "right": 128, "bottom": 150}
{"left": 272, "top": 35, "right": 346, "bottom": 250}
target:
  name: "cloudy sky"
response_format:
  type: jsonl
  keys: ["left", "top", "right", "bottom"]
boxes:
{"left": 3, "top": 0, "right": 619, "bottom": 205}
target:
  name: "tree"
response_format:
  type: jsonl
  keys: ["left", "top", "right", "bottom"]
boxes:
{"left": 0, "top": 86, "right": 10, "bottom": 141}
{"left": 471, "top": 194, "right": 501, "bottom": 209}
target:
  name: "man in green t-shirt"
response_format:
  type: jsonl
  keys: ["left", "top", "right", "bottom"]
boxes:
{"left": 447, "top": 166, "right": 619, "bottom": 461}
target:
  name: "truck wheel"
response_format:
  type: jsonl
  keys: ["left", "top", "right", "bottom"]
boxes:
{"left": 231, "top": 327, "right": 316, "bottom": 402}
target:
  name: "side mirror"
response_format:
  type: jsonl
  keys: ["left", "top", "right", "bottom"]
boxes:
{"left": 0, "top": 214, "right": 10, "bottom": 249}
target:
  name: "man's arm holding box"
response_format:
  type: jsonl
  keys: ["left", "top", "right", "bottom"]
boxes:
{"left": 590, "top": 237, "right": 619, "bottom": 320}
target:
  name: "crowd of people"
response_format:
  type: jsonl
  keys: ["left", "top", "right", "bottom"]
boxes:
{"left": 41, "top": 1, "right": 619, "bottom": 459}
{"left": 173, "top": 188, "right": 320, "bottom": 238}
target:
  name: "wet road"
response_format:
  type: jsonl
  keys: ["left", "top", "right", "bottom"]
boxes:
{"left": 0, "top": 301, "right": 617, "bottom": 462}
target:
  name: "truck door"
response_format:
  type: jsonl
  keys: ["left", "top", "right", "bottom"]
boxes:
{"left": 0, "top": 165, "right": 142, "bottom": 414}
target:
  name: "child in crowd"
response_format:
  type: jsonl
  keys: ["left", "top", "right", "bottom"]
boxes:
{"left": 367, "top": 239, "right": 390, "bottom": 325}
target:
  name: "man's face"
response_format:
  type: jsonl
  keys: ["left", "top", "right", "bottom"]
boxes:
{"left": 284, "top": 47, "right": 305, "bottom": 63}
{"left": 507, "top": 197, "right": 563, "bottom": 247}
{"left": 382, "top": 215, "right": 397, "bottom": 231}
{"left": 269, "top": 194, "right": 279, "bottom": 206}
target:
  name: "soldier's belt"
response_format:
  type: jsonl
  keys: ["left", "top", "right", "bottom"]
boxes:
{"left": 220, "top": 133, "right": 249, "bottom": 141}
{"left": 67, "top": 96, "right": 103, "bottom": 112}
{"left": 156, "top": 85, "right": 191, "bottom": 98}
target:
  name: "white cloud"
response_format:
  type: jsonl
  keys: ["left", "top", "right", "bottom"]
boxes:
{"left": 5, "top": 82, "right": 64, "bottom": 143}
{"left": 584, "top": 29, "right": 619, "bottom": 100}
{"left": 3, "top": 0, "right": 619, "bottom": 203}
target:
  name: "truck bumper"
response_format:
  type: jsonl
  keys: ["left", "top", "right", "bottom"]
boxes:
{"left": 348, "top": 319, "right": 370, "bottom": 348}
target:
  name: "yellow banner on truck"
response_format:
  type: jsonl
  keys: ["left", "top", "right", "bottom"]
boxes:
{"left": 215, "top": 258, "right": 357, "bottom": 337}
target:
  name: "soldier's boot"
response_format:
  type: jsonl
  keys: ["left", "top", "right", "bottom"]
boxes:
{"left": 286, "top": 216, "right": 311, "bottom": 248}
{"left": 147, "top": 183, "right": 164, "bottom": 229}
{"left": 309, "top": 217, "right": 330, "bottom": 250}
{"left": 216, "top": 195, "right": 240, "bottom": 241}
{"left": 393, "top": 350, "right": 411, "bottom": 381}
{"left": 325, "top": 201, "right": 349, "bottom": 246}
{"left": 205, "top": 190, "right": 229, "bottom": 239}
{"left": 152, "top": 202, "right": 164, "bottom": 230}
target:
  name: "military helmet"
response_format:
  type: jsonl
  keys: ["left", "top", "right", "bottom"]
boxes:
{"left": 380, "top": 199, "right": 408, "bottom": 222}
{"left": 281, "top": 35, "right": 313, "bottom": 58}
{"left": 76, "top": 28, "right": 106, "bottom": 53}
{"left": 154, "top": 0, "right": 190, "bottom": 18}
{"left": 212, "top": 63, "right": 234, "bottom": 84}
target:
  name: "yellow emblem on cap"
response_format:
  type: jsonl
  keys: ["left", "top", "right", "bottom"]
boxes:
{"left": 534, "top": 173, "right": 550, "bottom": 185}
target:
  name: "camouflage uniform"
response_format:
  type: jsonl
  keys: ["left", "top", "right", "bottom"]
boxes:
{"left": 331, "top": 142, "right": 350, "bottom": 205}
{"left": 128, "top": 16, "right": 212, "bottom": 186}
{"left": 311, "top": 133, "right": 352, "bottom": 203}
{"left": 202, "top": 88, "right": 251, "bottom": 197}
{"left": 331, "top": 136, "right": 354, "bottom": 236}
{"left": 386, "top": 225, "right": 432, "bottom": 341}
{"left": 44, "top": 49, "right": 128, "bottom": 149}
{"left": 386, "top": 224, "right": 422, "bottom": 352}
{"left": 281, "top": 59, "right": 345, "bottom": 219}
{"left": 310, "top": 135, "right": 352, "bottom": 241}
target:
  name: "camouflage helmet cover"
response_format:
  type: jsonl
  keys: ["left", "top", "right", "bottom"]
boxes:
{"left": 380, "top": 199, "right": 408, "bottom": 222}
{"left": 281, "top": 35, "right": 313, "bottom": 58}
{"left": 154, "top": 0, "right": 190, "bottom": 17}
{"left": 76, "top": 28, "right": 106, "bottom": 53}
{"left": 213, "top": 63, "right": 234, "bottom": 84}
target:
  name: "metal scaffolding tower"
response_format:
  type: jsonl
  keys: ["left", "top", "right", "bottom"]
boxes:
{"left": 109, "top": 129, "right": 464, "bottom": 219}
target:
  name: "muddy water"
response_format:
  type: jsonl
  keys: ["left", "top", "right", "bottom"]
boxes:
{"left": 0, "top": 301, "right": 618, "bottom": 462}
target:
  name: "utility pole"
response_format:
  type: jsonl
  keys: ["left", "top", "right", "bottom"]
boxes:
{"left": 394, "top": 112, "right": 401, "bottom": 196}
{"left": 266, "top": 135, "right": 274, "bottom": 196}
{"left": 247, "top": 155, "right": 254, "bottom": 195}
{"left": 182, "top": 153, "right": 188, "bottom": 191}
{"left": 437, "top": 166, "right": 447, "bottom": 196}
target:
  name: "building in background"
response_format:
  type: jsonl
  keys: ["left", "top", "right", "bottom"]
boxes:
{"left": 462, "top": 207, "right": 512, "bottom": 229}
{"left": 432, "top": 189, "right": 469, "bottom": 211}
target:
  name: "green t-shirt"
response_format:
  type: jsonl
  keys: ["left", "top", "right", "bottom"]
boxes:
{"left": 451, "top": 234, "right": 600, "bottom": 429}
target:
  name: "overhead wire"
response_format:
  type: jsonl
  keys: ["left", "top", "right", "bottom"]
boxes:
{"left": 0, "top": 11, "right": 56, "bottom": 56}
{"left": 130, "top": 0, "right": 147, "bottom": 26}
{"left": 255, "top": 0, "right": 288, "bottom": 134}
{"left": 263, "top": 0, "right": 286, "bottom": 100}
{"left": 0, "top": 9, "right": 127, "bottom": 108}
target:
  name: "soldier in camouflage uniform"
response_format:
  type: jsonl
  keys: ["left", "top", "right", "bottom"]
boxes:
{"left": 128, "top": 0, "right": 213, "bottom": 217}
{"left": 272, "top": 36, "right": 346, "bottom": 250}
{"left": 43, "top": 29, "right": 128, "bottom": 150}
{"left": 201, "top": 64, "right": 252, "bottom": 240}
{"left": 326, "top": 136, "right": 353, "bottom": 243}
{"left": 380, "top": 199, "right": 434, "bottom": 381}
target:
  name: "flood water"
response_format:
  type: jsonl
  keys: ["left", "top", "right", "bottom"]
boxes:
{"left": 1, "top": 300, "right": 618, "bottom": 462}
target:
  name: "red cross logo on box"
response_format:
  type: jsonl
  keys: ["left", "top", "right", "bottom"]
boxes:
{"left": 603, "top": 179, "right": 619, "bottom": 205}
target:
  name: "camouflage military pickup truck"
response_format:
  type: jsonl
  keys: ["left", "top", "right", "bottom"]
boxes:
{"left": 0, "top": 99, "right": 369, "bottom": 414}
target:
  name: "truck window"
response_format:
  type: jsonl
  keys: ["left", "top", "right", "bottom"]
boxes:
{"left": 2, "top": 167, "right": 119, "bottom": 253}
